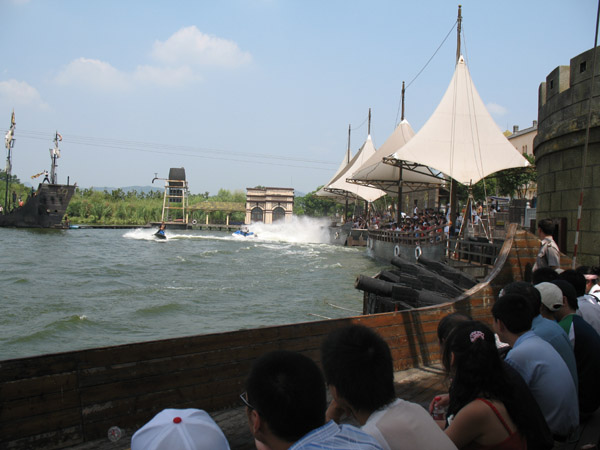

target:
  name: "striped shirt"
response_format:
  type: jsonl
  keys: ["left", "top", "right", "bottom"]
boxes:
{"left": 290, "top": 420, "right": 384, "bottom": 450}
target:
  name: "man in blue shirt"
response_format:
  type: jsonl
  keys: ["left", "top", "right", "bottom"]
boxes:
{"left": 501, "top": 282, "right": 578, "bottom": 390}
{"left": 492, "top": 294, "right": 579, "bottom": 439}
{"left": 242, "top": 350, "right": 383, "bottom": 450}
{"left": 550, "top": 279, "right": 600, "bottom": 421}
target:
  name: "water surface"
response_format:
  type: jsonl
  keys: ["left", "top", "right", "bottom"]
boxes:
{"left": 0, "top": 218, "right": 386, "bottom": 360}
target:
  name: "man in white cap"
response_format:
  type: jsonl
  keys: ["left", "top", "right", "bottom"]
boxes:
{"left": 549, "top": 279, "right": 600, "bottom": 421}
{"left": 131, "top": 408, "right": 230, "bottom": 450}
{"left": 500, "top": 282, "right": 578, "bottom": 390}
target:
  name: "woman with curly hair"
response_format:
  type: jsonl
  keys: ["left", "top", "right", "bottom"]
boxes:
{"left": 442, "top": 321, "right": 528, "bottom": 449}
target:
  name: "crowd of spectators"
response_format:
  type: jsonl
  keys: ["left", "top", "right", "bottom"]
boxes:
{"left": 351, "top": 207, "right": 451, "bottom": 237}
{"left": 129, "top": 262, "right": 600, "bottom": 449}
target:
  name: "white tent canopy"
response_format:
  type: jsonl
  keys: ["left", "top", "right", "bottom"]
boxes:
{"left": 316, "top": 145, "right": 352, "bottom": 200}
{"left": 349, "top": 119, "right": 446, "bottom": 195}
{"left": 385, "top": 56, "right": 529, "bottom": 186}
{"left": 320, "top": 135, "right": 386, "bottom": 203}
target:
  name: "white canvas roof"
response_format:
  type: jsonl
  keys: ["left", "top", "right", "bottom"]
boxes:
{"left": 316, "top": 146, "right": 352, "bottom": 200}
{"left": 386, "top": 56, "right": 529, "bottom": 185}
{"left": 349, "top": 119, "right": 446, "bottom": 195}
{"left": 321, "top": 135, "right": 387, "bottom": 203}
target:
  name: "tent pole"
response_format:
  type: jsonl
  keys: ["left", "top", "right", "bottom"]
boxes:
{"left": 449, "top": 4, "right": 462, "bottom": 237}
{"left": 397, "top": 165, "right": 403, "bottom": 222}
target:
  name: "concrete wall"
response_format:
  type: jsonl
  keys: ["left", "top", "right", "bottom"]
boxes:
{"left": 534, "top": 46, "right": 600, "bottom": 266}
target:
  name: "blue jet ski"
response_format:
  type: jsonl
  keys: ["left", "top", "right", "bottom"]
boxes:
{"left": 233, "top": 229, "right": 254, "bottom": 237}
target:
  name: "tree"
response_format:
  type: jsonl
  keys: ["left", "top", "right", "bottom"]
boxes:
{"left": 295, "top": 187, "right": 343, "bottom": 217}
{"left": 494, "top": 154, "right": 536, "bottom": 198}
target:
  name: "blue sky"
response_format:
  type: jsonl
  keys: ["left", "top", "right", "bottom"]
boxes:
{"left": 0, "top": 0, "right": 595, "bottom": 195}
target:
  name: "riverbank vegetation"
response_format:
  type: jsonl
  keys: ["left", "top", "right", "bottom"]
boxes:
{"left": 1, "top": 158, "right": 536, "bottom": 225}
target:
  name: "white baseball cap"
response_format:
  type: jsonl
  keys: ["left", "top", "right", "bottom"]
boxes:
{"left": 535, "top": 282, "right": 563, "bottom": 311}
{"left": 131, "top": 408, "right": 230, "bottom": 450}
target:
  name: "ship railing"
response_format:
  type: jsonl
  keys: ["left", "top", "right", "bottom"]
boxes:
{"left": 369, "top": 226, "right": 448, "bottom": 246}
{"left": 446, "top": 237, "right": 503, "bottom": 267}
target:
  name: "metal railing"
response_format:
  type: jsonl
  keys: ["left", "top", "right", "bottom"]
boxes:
{"left": 446, "top": 237, "right": 503, "bottom": 266}
{"left": 369, "top": 226, "right": 448, "bottom": 247}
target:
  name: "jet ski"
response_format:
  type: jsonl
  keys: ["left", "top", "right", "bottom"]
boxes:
{"left": 233, "top": 227, "right": 255, "bottom": 237}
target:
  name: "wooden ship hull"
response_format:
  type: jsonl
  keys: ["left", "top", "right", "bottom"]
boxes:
{"left": 328, "top": 223, "right": 368, "bottom": 247}
{"left": 367, "top": 227, "right": 448, "bottom": 263}
{"left": 0, "top": 224, "right": 567, "bottom": 449}
{"left": 0, "top": 183, "right": 75, "bottom": 228}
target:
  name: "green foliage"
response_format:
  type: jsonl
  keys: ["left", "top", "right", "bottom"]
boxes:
{"left": 0, "top": 169, "right": 29, "bottom": 210}
{"left": 494, "top": 154, "right": 537, "bottom": 198}
{"left": 456, "top": 177, "right": 498, "bottom": 203}
{"left": 294, "top": 186, "right": 344, "bottom": 217}
{"left": 454, "top": 154, "right": 535, "bottom": 202}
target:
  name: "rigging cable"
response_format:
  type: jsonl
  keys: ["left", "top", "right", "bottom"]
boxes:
{"left": 12, "top": 129, "right": 338, "bottom": 172}
{"left": 461, "top": 27, "right": 492, "bottom": 240}
{"left": 394, "top": 20, "right": 458, "bottom": 128}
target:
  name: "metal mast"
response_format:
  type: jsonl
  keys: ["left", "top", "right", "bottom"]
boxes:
{"left": 50, "top": 131, "right": 61, "bottom": 184}
{"left": 4, "top": 111, "right": 15, "bottom": 211}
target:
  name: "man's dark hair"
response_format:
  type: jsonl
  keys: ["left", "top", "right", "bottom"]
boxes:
{"left": 551, "top": 279, "right": 579, "bottom": 311}
{"left": 558, "top": 269, "right": 586, "bottom": 297}
{"left": 245, "top": 351, "right": 326, "bottom": 442}
{"left": 532, "top": 267, "right": 559, "bottom": 285}
{"left": 537, "top": 218, "right": 554, "bottom": 236}
{"left": 492, "top": 294, "right": 534, "bottom": 334}
{"left": 500, "top": 281, "right": 542, "bottom": 317}
{"left": 575, "top": 265, "right": 596, "bottom": 276}
{"left": 437, "top": 312, "right": 472, "bottom": 344}
{"left": 321, "top": 325, "right": 395, "bottom": 413}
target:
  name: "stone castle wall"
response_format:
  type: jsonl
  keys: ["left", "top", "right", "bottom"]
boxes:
{"left": 534, "top": 46, "right": 600, "bottom": 265}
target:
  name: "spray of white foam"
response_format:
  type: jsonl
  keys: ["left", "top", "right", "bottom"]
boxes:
{"left": 246, "top": 216, "right": 331, "bottom": 244}
{"left": 123, "top": 228, "right": 162, "bottom": 240}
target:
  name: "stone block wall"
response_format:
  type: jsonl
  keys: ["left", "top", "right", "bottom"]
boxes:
{"left": 534, "top": 46, "right": 600, "bottom": 266}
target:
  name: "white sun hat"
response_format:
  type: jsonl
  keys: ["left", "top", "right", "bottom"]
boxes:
{"left": 131, "top": 408, "right": 230, "bottom": 450}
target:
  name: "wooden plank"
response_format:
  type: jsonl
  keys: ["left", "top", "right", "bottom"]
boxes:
{"left": 1, "top": 426, "right": 83, "bottom": 450}
{"left": 0, "top": 353, "right": 80, "bottom": 382}
{"left": 0, "top": 407, "right": 82, "bottom": 442}
{"left": 1, "top": 373, "right": 77, "bottom": 401}
{"left": 1, "top": 389, "right": 80, "bottom": 422}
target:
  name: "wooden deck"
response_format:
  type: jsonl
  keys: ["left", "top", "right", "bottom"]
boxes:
{"left": 63, "top": 364, "right": 447, "bottom": 450}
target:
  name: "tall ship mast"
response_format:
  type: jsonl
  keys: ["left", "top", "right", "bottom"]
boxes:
{"left": 1, "top": 112, "right": 76, "bottom": 228}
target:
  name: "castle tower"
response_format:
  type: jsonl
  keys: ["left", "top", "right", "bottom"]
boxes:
{"left": 534, "top": 46, "right": 600, "bottom": 265}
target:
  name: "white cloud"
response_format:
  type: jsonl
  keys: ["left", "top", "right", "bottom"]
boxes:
{"left": 0, "top": 79, "right": 48, "bottom": 109}
{"left": 151, "top": 26, "right": 252, "bottom": 68}
{"left": 486, "top": 102, "right": 508, "bottom": 116}
{"left": 55, "top": 58, "right": 129, "bottom": 91}
{"left": 133, "top": 65, "right": 199, "bottom": 87}
{"left": 53, "top": 28, "right": 250, "bottom": 92}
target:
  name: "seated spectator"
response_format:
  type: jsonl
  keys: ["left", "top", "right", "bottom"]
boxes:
{"left": 559, "top": 269, "right": 600, "bottom": 335}
{"left": 575, "top": 265, "right": 600, "bottom": 300}
{"left": 131, "top": 408, "right": 230, "bottom": 450}
{"left": 432, "top": 311, "right": 552, "bottom": 450}
{"left": 550, "top": 279, "right": 600, "bottom": 420}
{"left": 503, "top": 281, "right": 578, "bottom": 389}
{"left": 492, "top": 294, "right": 579, "bottom": 439}
{"left": 321, "top": 324, "right": 457, "bottom": 450}
{"left": 437, "top": 312, "right": 472, "bottom": 345}
{"left": 442, "top": 321, "right": 529, "bottom": 449}
{"left": 243, "top": 350, "right": 383, "bottom": 450}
